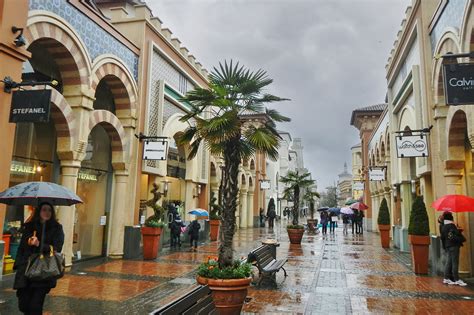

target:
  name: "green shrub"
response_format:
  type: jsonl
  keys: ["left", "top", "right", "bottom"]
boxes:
{"left": 408, "top": 196, "right": 430, "bottom": 236}
{"left": 287, "top": 224, "right": 305, "bottom": 230}
{"left": 377, "top": 198, "right": 390, "bottom": 225}
{"left": 145, "top": 219, "right": 166, "bottom": 228}
{"left": 197, "top": 258, "right": 252, "bottom": 279}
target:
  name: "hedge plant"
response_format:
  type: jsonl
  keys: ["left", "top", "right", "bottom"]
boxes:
{"left": 408, "top": 196, "right": 430, "bottom": 236}
{"left": 377, "top": 198, "right": 390, "bottom": 225}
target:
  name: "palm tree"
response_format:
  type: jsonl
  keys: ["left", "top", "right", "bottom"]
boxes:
{"left": 178, "top": 61, "right": 289, "bottom": 268}
{"left": 302, "top": 189, "right": 320, "bottom": 219}
{"left": 280, "top": 171, "right": 315, "bottom": 226}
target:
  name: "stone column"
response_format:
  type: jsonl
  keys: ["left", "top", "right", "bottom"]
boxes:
{"left": 239, "top": 189, "right": 248, "bottom": 228}
{"left": 58, "top": 160, "right": 81, "bottom": 267}
{"left": 109, "top": 170, "right": 129, "bottom": 258}
{"left": 247, "top": 192, "right": 254, "bottom": 227}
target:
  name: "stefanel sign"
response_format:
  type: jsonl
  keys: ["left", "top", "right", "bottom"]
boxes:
{"left": 9, "top": 90, "right": 52, "bottom": 123}
{"left": 443, "top": 63, "right": 474, "bottom": 105}
{"left": 395, "top": 134, "right": 429, "bottom": 158}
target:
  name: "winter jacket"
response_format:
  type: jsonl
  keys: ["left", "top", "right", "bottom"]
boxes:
{"left": 170, "top": 220, "right": 185, "bottom": 236}
{"left": 188, "top": 221, "right": 201, "bottom": 239}
{"left": 441, "top": 223, "right": 466, "bottom": 250}
{"left": 13, "top": 220, "right": 64, "bottom": 290}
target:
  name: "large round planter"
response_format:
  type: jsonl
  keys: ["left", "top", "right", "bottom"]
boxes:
{"left": 209, "top": 219, "right": 220, "bottom": 241}
{"left": 197, "top": 276, "right": 252, "bottom": 315}
{"left": 409, "top": 235, "right": 430, "bottom": 274}
{"left": 287, "top": 228, "right": 304, "bottom": 244}
{"left": 141, "top": 227, "right": 162, "bottom": 260}
{"left": 378, "top": 224, "right": 391, "bottom": 248}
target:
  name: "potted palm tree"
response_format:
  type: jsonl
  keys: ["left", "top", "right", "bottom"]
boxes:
{"left": 280, "top": 171, "right": 315, "bottom": 244}
{"left": 142, "top": 183, "right": 166, "bottom": 260}
{"left": 303, "top": 190, "right": 320, "bottom": 233}
{"left": 209, "top": 192, "right": 221, "bottom": 241}
{"left": 377, "top": 198, "right": 391, "bottom": 248}
{"left": 408, "top": 196, "right": 430, "bottom": 274}
{"left": 178, "top": 60, "right": 289, "bottom": 314}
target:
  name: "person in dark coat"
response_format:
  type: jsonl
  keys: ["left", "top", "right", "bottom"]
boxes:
{"left": 440, "top": 211, "right": 467, "bottom": 286}
{"left": 266, "top": 198, "right": 276, "bottom": 229}
{"left": 259, "top": 208, "right": 265, "bottom": 227}
{"left": 357, "top": 210, "right": 365, "bottom": 234}
{"left": 13, "top": 202, "right": 64, "bottom": 315}
{"left": 320, "top": 210, "right": 329, "bottom": 235}
{"left": 351, "top": 210, "right": 359, "bottom": 234}
{"left": 169, "top": 215, "right": 185, "bottom": 248}
{"left": 188, "top": 219, "right": 201, "bottom": 251}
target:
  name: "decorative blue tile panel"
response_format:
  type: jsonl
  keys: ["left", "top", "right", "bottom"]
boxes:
{"left": 430, "top": 0, "right": 468, "bottom": 53}
{"left": 29, "top": 0, "right": 139, "bottom": 82}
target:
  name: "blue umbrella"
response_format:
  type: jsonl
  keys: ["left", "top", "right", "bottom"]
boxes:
{"left": 328, "top": 207, "right": 340, "bottom": 215}
{"left": 0, "top": 181, "right": 82, "bottom": 206}
{"left": 188, "top": 209, "right": 209, "bottom": 216}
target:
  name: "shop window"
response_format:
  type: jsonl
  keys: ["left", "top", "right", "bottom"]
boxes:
{"left": 93, "top": 79, "right": 116, "bottom": 114}
{"left": 25, "top": 40, "right": 63, "bottom": 93}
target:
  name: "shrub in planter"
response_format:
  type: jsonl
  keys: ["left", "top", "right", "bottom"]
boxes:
{"left": 142, "top": 183, "right": 167, "bottom": 260}
{"left": 408, "top": 196, "right": 430, "bottom": 274}
{"left": 377, "top": 198, "right": 391, "bottom": 248}
{"left": 209, "top": 192, "right": 221, "bottom": 241}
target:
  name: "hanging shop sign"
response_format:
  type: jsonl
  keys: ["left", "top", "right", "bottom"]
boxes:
{"left": 260, "top": 180, "right": 271, "bottom": 190}
{"left": 443, "top": 63, "right": 474, "bottom": 106}
{"left": 143, "top": 140, "right": 168, "bottom": 160}
{"left": 369, "top": 168, "right": 386, "bottom": 181}
{"left": 10, "top": 161, "right": 36, "bottom": 174}
{"left": 353, "top": 181, "right": 365, "bottom": 190}
{"left": 9, "top": 90, "right": 51, "bottom": 123}
{"left": 395, "top": 134, "right": 429, "bottom": 158}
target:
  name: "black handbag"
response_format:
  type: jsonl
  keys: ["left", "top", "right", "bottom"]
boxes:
{"left": 25, "top": 223, "right": 65, "bottom": 281}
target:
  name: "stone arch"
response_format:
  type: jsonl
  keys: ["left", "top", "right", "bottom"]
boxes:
{"left": 250, "top": 159, "right": 256, "bottom": 171}
{"left": 460, "top": 0, "right": 474, "bottom": 53}
{"left": 398, "top": 107, "right": 416, "bottom": 131}
{"left": 91, "top": 56, "right": 138, "bottom": 115}
{"left": 24, "top": 15, "right": 91, "bottom": 91}
{"left": 241, "top": 174, "right": 247, "bottom": 187}
{"left": 447, "top": 109, "right": 469, "bottom": 161}
{"left": 88, "top": 110, "right": 128, "bottom": 169}
{"left": 48, "top": 88, "right": 76, "bottom": 156}
{"left": 249, "top": 176, "right": 254, "bottom": 189}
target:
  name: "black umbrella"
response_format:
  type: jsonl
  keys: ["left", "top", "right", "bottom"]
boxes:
{"left": 0, "top": 181, "right": 82, "bottom": 206}
{"left": 317, "top": 207, "right": 329, "bottom": 212}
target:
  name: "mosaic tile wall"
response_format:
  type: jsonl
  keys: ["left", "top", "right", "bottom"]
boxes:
{"left": 430, "top": 0, "right": 468, "bottom": 53}
{"left": 29, "top": 0, "right": 139, "bottom": 81}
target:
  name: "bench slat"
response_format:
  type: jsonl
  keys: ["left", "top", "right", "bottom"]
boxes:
{"left": 153, "top": 285, "right": 212, "bottom": 315}
{"left": 183, "top": 295, "right": 214, "bottom": 315}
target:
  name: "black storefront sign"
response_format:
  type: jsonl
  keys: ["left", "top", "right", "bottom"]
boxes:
{"left": 443, "top": 63, "right": 474, "bottom": 105}
{"left": 9, "top": 90, "right": 52, "bottom": 123}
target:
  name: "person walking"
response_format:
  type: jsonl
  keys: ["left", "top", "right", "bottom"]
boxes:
{"left": 188, "top": 219, "right": 201, "bottom": 251}
{"left": 342, "top": 214, "right": 350, "bottom": 235}
{"left": 441, "top": 211, "right": 467, "bottom": 286}
{"left": 267, "top": 198, "right": 276, "bottom": 229}
{"left": 169, "top": 215, "right": 185, "bottom": 248}
{"left": 13, "top": 202, "right": 65, "bottom": 315}
{"left": 351, "top": 210, "right": 359, "bottom": 234}
{"left": 329, "top": 213, "right": 337, "bottom": 234}
{"left": 259, "top": 208, "right": 266, "bottom": 227}
{"left": 320, "top": 210, "right": 329, "bottom": 235}
{"left": 357, "top": 210, "right": 365, "bottom": 235}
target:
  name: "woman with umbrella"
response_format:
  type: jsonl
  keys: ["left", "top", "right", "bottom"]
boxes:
{"left": 320, "top": 209, "right": 329, "bottom": 235}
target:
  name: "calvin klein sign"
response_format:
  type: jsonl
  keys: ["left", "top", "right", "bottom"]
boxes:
{"left": 395, "top": 134, "right": 429, "bottom": 158}
{"left": 9, "top": 90, "right": 51, "bottom": 123}
{"left": 443, "top": 63, "right": 474, "bottom": 105}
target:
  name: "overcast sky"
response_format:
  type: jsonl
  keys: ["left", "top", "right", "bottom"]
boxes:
{"left": 147, "top": 0, "right": 411, "bottom": 190}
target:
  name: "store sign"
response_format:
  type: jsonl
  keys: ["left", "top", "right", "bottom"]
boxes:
{"left": 10, "top": 161, "right": 36, "bottom": 174}
{"left": 100, "top": 215, "right": 107, "bottom": 226}
{"left": 78, "top": 172, "right": 98, "bottom": 182}
{"left": 143, "top": 140, "right": 168, "bottom": 160}
{"left": 395, "top": 134, "right": 429, "bottom": 158}
{"left": 369, "top": 168, "right": 386, "bottom": 181}
{"left": 9, "top": 90, "right": 52, "bottom": 123}
{"left": 443, "top": 63, "right": 474, "bottom": 105}
{"left": 260, "top": 180, "right": 271, "bottom": 190}
{"left": 353, "top": 181, "right": 365, "bottom": 190}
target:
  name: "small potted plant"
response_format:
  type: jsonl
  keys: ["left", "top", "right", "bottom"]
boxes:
{"left": 209, "top": 192, "right": 221, "bottom": 241}
{"left": 197, "top": 256, "right": 252, "bottom": 314}
{"left": 142, "top": 183, "right": 166, "bottom": 260}
{"left": 304, "top": 190, "right": 320, "bottom": 234}
{"left": 408, "top": 196, "right": 430, "bottom": 274}
{"left": 280, "top": 171, "right": 315, "bottom": 244}
{"left": 377, "top": 198, "right": 391, "bottom": 248}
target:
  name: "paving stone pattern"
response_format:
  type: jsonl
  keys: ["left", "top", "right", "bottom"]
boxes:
{"left": 1, "top": 220, "right": 474, "bottom": 314}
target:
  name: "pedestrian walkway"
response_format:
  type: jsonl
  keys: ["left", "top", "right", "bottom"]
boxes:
{"left": 1, "top": 221, "right": 473, "bottom": 314}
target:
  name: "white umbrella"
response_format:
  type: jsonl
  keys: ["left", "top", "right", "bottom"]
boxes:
{"left": 340, "top": 207, "right": 354, "bottom": 215}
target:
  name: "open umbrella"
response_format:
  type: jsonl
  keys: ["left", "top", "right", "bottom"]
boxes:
{"left": 317, "top": 207, "right": 329, "bottom": 212}
{"left": 432, "top": 194, "right": 474, "bottom": 212}
{"left": 188, "top": 209, "right": 209, "bottom": 217}
{"left": 328, "top": 207, "right": 340, "bottom": 215}
{"left": 350, "top": 202, "right": 369, "bottom": 211}
{"left": 0, "top": 181, "right": 82, "bottom": 206}
{"left": 345, "top": 199, "right": 358, "bottom": 206}
{"left": 340, "top": 207, "right": 354, "bottom": 215}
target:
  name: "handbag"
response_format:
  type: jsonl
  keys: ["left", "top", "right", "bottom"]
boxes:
{"left": 25, "top": 223, "right": 65, "bottom": 281}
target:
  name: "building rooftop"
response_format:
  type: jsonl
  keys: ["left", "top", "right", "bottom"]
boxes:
{"left": 350, "top": 103, "right": 387, "bottom": 126}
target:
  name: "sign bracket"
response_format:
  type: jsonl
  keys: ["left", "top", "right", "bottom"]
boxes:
{"left": 135, "top": 132, "right": 168, "bottom": 142}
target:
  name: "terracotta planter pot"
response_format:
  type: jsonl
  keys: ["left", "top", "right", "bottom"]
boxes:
{"left": 307, "top": 219, "right": 317, "bottom": 234}
{"left": 141, "top": 227, "right": 162, "bottom": 260}
{"left": 409, "top": 235, "right": 430, "bottom": 274}
{"left": 209, "top": 219, "right": 220, "bottom": 241}
{"left": 197, "top": 276, "right": 252, "bottom": 315}
{"left": 287, "top": 228, "right": 304, "bottom": 244}
{"left": 378, "top": 224, "right": 391, "bottom": 248}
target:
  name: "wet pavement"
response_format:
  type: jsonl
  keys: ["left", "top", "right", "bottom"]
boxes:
{"left": 1, "top": 220, "right": 474, "bottom": 314}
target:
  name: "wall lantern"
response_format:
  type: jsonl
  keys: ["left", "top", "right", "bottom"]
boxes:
{"left": 392, "top": 185, "right": 397, "bottom": 198}
{"left": 411, "top": 179, "right": 416, "bottom": 195}
{"left": 12, "top": 26, "right": 26, "bottom": 47}
{"left": 193, "top": 184, "right": 202, "bottom": 198}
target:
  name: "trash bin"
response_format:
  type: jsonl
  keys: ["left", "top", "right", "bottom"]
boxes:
{"left": 261, "top": 239, "right": 280, "bottom": 260}
{"left": 123, "top": 226, "right": 142, "bottom": 259}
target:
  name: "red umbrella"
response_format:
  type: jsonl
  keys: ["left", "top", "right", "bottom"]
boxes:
{"left": 350, "top": 202, "right": 369, "bottom": 210}
{"left": 432, "top": 194, "right": 474, "bottom": 212}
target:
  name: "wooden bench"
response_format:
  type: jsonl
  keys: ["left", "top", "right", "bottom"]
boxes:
{"left": 151, "top": 285, "right": 217, "bottom": 315}
{"left": 247, "top": 245, "right": 288, "bottom": 285}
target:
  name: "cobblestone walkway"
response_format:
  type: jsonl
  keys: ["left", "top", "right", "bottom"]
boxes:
{"left": 1, "top": 221, "right": 473, "bottom": 314}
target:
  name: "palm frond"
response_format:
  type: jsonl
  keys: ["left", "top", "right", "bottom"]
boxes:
{"left": 266, "top": 108, "right": 291, "bottom": 122}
